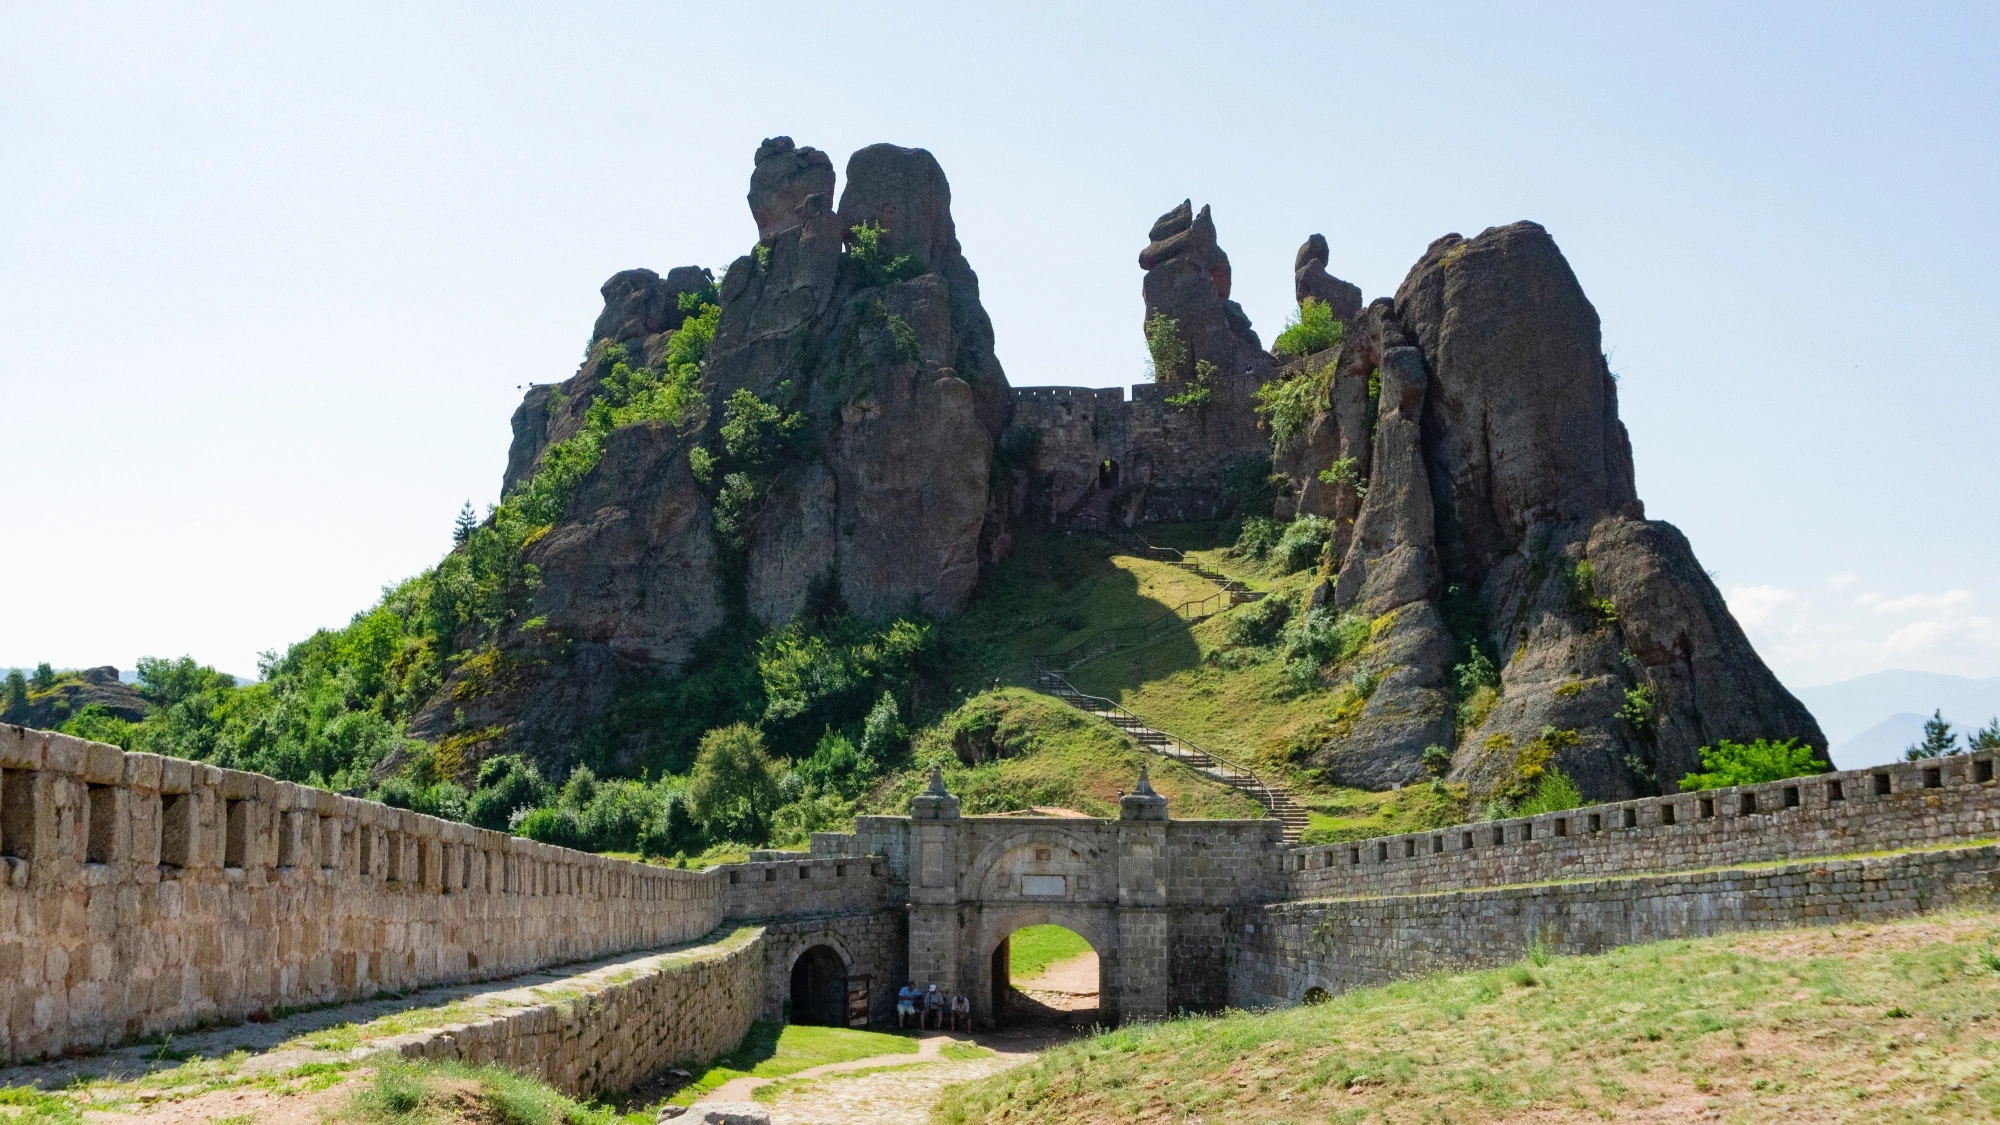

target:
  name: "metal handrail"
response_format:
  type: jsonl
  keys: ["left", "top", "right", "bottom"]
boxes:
{"left": 1029, "top": 590, "right": 1229, "bottom": 673}
{"left": 1030, "top": 668, "right": 1295, "bottom": 816}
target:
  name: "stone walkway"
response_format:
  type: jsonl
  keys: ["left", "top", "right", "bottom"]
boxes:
{"left": 0, "top": 927, "right": 757, "bottom": 1092}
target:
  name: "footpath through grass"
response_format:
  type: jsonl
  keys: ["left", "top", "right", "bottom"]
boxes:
{"left": 1008, "top": 925, "right": 1095, "bottom": 979}
{"left": 667, "top": 1021, "right": 921, "bottom": 1106}
{"left": 936, "top": 910, "right": 2000, "bottom": 1124}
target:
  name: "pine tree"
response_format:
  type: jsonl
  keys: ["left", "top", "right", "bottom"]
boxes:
{"left": 1905, "top": 708, "right": 1960, "bottom": 759}
{"left": 1969, "top": 717, "right": 2000, "bottom": 753}
{"left": 453, "top": 501, "right": 478, "bottom": 546}
{"left": 30, "top": 663, "right": 55, "bottom": 691}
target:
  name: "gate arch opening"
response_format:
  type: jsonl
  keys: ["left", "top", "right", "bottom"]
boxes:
{"left": 789, "top": 944, "right": 848, "bottom": 1026}
{"left": 990, "top": 923, "right": 1100, "bottom": 1027}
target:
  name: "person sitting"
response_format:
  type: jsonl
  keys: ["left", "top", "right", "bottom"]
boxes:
{"left": 925, "top": 983, "right": 945, "bottom": 1029}
{"left": 951, "top": 992, "right": 971, "bottom": 1031}
{"left": 896, "top": 983, "right": 918, "bottom": 1028}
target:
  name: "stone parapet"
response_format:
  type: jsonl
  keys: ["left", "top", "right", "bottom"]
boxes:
{"left": 0, "top": 724, "right": 726, "bottom": 1064}
{"left": 721, "top": 855, "right": 888, "bottom": 922}
{"left": 382, "top": 926, "right": 765, "bottom": 1098}
{"left": 1232, "top": 841, "right": 2000, "bottom": 1009}
{"left": 1278, "top": 755, "right": 2000, "bottom": 900}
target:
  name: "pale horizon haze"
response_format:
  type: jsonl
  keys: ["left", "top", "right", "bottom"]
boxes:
{"left": 3, "top": 2, "right": 1996, "bottom": 696}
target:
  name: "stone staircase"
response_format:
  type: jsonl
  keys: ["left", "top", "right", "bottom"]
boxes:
{"left": 1031, "top": 668, "right": 1311, "bottom": 840}
{"left": 1028, "top": 530, "right": 1308, "bottom": 840}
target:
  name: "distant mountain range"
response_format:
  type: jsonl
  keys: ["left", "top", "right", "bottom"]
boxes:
{"left": 1791, "top": 670, "right": 2000, "bottom": 770}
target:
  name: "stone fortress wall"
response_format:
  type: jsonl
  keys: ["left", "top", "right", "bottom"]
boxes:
{"left": 1009, "top": 382, "right": 1266, "bottom": 525}
{"left": 0, "top": 723, "right": 904, "bottom": 1067}
{"left": 6, "top": 713, "right": 1998, "bottom": 1081}
{"left": 1278, "top": 754, "right": 1999, "bottom": 900}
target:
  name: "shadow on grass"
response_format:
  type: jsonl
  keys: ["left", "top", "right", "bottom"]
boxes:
{"left": 944, "top": 529, "right": 1217, "bottom": 691}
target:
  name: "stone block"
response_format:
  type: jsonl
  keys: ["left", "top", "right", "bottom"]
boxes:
{"left": 0, "top": 725, "right": 44, "bottom": 770}
{"left": 82, "top": 743, "right": 124, "bottom": 786}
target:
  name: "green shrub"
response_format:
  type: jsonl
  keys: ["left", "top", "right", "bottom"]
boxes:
{"left": 1164, "top": 359, "right": 1217, "bottom": 411}
{"left": 1143, "top": 313, "right": 1188, "bottom": 382}
{"left": 1231, "top": 516, "right": 1284, "bottom": 561}
{"left": 1678, "top": 738, "right": 1823, "bottom": 791}
{"left": 466, "top": 755, "right": 547, "bottom": 831}
{"left": 1564, "top": 559, "right": 1618, "bottom": 626}
{"left": 1272, "top": 297, "right": 1346, "bottom": 358}
{"left": 1227, "top": 596, "right": 1292, "bottom": 647}
{"left": 1316, "top": 456, "right": 1365, "bottom": 495}
{"left": 1275, "top": 515, "right": 1333, "bottom": 574}
{"left": 1281, "top": 608, "right": 1370, "bottom": 690}
{"left": 689, "top": 724, "right": 787, "bottom": 843}
{"left": 1422, "top": 744, "right": 1452, "bottom": 777}
{"left": 1619, "top": 683, "right": 1657, "bottom": 738}
{"left": 1252, "top": 363, "right": 1329, "bottom": 452}
{"left": 1516, "top": 767, "right": 1584, "bottom": 816}
{"left": 842, "top": 221, "right": 926, "bottom": 289}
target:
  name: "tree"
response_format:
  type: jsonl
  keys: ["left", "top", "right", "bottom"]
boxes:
{"left": 688, "top": 723, "right": 786, "bottom": 843}
{"left": 31, "top": 663, "right": 56, "bottom": 691}
{"left": 453, "top": 501, "right": 478, "bottom": 546}
{"left": 1, "top": 670, "right": 27, "bottom": 723}
{"left": 1679, "top": 737, "right": 1823, "bottom": 790}
{"left": 1970, "top": 717, "right": 2000, "bottom": 753}
{"left": 1143, "top": 313, "right": 1188, "bottom": 382}
{"left": 1905, "top": 709, "right": 1960, "bottom": 759}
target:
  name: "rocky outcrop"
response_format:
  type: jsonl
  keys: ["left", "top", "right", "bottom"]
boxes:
{"left": 13, "top": 667, "right": 150, "bottom": 730}
{"left": 1139, "top": 201, "right": 1271, "bottom": 383}
{"left": 1280, "top": 221, "right": 1824, "bottom": 797}
{"left": 427, "top": 139, "right": 1012, "bottom": 768}
{"left": 505, "top": 266, "right": 716, "bottom": 495}
{"left": 1293, "top": 233, "right": 1363, "bottom": 322}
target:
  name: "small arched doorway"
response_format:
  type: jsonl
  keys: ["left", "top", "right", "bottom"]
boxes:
{"left": 789, "top": 945, "right": 848, "bottom": 1026}
{"left": 990, "top": 924, "right": 1100, "bottom": 1027}
{"left": 1098, "top": 459, "right": 1119, "bottom": 489}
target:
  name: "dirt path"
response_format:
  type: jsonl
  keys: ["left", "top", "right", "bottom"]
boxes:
{"left": 756, "top": 1029, "right": 1058, "bottom": 1125}
{"left": 698, "top": 1035, "right": 954, "bottom": 1103}
{"left": 1011, "top": 950, "right": 1098, "bottom": 1001}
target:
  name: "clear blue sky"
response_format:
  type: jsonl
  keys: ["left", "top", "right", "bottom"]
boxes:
{"left": 3, "top": 2, "right": 1995, "bottom": 690}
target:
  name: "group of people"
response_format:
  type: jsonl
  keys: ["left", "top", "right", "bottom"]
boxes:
{"left": 896, "top": 982, "right": 971, "bottom": 1030}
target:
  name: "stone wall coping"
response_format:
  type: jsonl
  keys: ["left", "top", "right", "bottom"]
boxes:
{"left": 0, "top": 722, "right": 704, "bottom": 882}
{"left": 1280, "top": 753, "right": 1998, "bottom": 881}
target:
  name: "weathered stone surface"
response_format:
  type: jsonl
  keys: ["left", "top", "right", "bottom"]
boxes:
{"left": 1010, "top": 202, "right": 1275, "bottom": 528}
{"left": 1292, "top": 233, "right": 1363, "bottom": 321}
{"left": 1275, "top": 222, "right": 1823, "bottom": 799}
{"left": 457, "top": 140, "right": 1013, "bottom": 766}
{"left": 747, "top": 136, "right": 835, "bottom": 243}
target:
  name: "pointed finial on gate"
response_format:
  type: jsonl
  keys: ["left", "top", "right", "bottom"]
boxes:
{"left": 1133, "top": 765, "right": 1158, "bottom": 797}
{"left": 924, "top": 763, "right": 949, "bottom": 795}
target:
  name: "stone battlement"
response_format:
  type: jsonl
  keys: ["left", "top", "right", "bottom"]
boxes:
{"left": 7, "top": 713, "right": 1998, "bottom": 1065}
{"left": 1277, "top": 754, "right": 2000, "bottom": 900}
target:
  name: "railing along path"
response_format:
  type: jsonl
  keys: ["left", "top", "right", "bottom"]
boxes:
{"left": 1028, "top": 529, "right": 1305, "bottom": 839}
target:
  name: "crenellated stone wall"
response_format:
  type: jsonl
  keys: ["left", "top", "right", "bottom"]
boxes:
{"left": 1230, "top": 843, "right": 2000, "bottom": 1009}
{"left": 1275, "top": 755, "right": 2000, "bottom": 901}
{"left": 0, "top": 724, "right": 727, "bottom": 1063}
{"left": 1010, "top": 381, "right": 1269, "bottom": 526}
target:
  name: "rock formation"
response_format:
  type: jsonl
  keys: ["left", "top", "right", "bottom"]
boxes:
{"left": 1292, "top": 233, "right": 1363, "bottom": 322}
{"left": 421, "top": 138, "right": 1012, "bottom": 766}
{"left": 1275, "top": 221, "right": 1825, "bottom": 798}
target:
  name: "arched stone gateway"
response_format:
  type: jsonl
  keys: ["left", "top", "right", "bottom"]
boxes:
{"left": 822, "top": 765, "right": 1284, "bottom": 1027}
{"left": 789, "top": 944, "right": 847, "bottom": 1025}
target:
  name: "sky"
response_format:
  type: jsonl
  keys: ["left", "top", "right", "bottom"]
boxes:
{"left": 2, "top": 2, "right": 1996, "bottom": 692}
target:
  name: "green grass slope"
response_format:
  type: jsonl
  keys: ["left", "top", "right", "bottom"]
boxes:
{"left": 948, "top": 526, "right": 1464, "bottom": 843}
{"left": 866, "top": 688, "right": 1264, "bottom": 821}
{"left": 936, "top": 911, "right": 2000, "bottom": 1124}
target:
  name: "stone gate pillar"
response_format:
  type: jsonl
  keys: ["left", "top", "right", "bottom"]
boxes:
{"left": 905, "top": 767, "right": 963, "bottom": 993}
{"left": 1115, "top": 767, "right": 1171, "bottom": 1020}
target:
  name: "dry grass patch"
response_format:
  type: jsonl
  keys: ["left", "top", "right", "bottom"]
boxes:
{"left": 935, "top": 910, "right": 2000, "bottom": 1124}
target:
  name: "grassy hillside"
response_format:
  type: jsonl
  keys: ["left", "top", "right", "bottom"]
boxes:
{"left": 965, "top": 526, "right": 1467, "bottom": 843}
{"left": 864, "top": 688, "right": 1264, "bottom": 821}
{"left": 936, "top": 910, "right": 2000, "bottom": 1124}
